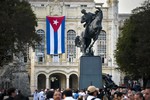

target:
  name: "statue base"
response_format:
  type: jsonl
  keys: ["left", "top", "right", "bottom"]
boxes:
{"left": 79, "top": 56, "right": 102, "bottom": 89}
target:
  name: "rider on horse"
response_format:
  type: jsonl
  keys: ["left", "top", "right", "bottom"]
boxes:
{"left": 75, "top": 8, "right": 103, "bottom": 56}
{"left": 81, "top": 9, "right": 95, "bottom": 28}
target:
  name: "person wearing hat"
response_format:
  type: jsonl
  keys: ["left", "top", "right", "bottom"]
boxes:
{"left": 86, "top": 86, "right": 101, "bottom": 100}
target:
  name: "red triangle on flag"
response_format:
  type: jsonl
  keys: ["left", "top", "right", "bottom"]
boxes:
{"left": 47, "top": 16, "right": 65, "bottom": 32}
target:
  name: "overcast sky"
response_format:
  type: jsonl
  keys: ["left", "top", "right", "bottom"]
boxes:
{"left": 94, "top": 0, "right": 144, "bottom": 13}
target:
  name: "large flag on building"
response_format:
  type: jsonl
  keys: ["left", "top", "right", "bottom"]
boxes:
{"left": 46, "top": 16, "right": 65, "bottom": 54}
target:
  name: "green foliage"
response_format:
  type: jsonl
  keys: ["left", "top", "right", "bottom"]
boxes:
{"left": 115, "top": 0, "right": 150, "bottom": 79}
{"left": 0, "top": 0, "right": 41, "bottom": 66}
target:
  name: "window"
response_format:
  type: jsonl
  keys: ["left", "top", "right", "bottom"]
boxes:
{"left": 24, "top": 57, "right": 27, "bottom": 63}
{"left": 35, "top": 29, "right": 45, "bottom": 63}
{"left": 65, "top": 4, "right": 70, "bottom": 8}
{"left": 53, "top": 55, "right": 59, "bottom": 62}
{"left": 81, "top": 5, "right": 87, "bottom": 8}
{"left": 97, "top": 30, "right": 106, "bottom": 63}
{"left": 38, "top": 56, "right": 43, "bottom": 62}
{"left": 41, "top": 4, "right": 44, "bottom": 6}
{"left": 67, "top": 30, "right": 76, "bottom": 62}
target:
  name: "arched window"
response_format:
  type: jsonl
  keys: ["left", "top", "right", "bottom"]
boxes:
{"left": 35, "top": 29, "right": 45, "bottom": 63}
{"left": 38, "top": 74, "right": 46, "bottom": 90}
{"left": 67, "top": 30, "right": 76, "bottom": 62}
{"left": 97, "top": 30, "right": 106, "bottom": 63}
{"left": 37, "top": 29, "right": 45, "bottom": 43}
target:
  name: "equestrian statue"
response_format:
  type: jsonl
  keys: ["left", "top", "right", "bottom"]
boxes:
{"left": 75, "top": 7, "right": 103, "bottom": 56}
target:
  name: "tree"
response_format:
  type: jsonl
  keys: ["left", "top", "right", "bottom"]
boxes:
{"left": 0, "top": 0, "right": 41, "bottom": 67}
{"left": 115, "top": 0, "right": 150, "bottom": 87}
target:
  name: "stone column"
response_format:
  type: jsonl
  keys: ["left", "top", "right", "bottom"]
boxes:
{"left": 46, "top": 77, "right": 49, "bottom": 89}
{"left": 35, "top": 77, "right": 38, "bottom": 90}
{"left": 30, "top": 48, "right": 36, "bottom": 93}
{"left": 66, "top": 77, "right": 69, "bottom": 88}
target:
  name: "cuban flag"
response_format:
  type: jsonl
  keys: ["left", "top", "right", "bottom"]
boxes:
{"left": 46, "top": 16, "right": 65, "bottom": 54}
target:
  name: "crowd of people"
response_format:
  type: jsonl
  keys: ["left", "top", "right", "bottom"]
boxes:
{"left": 31, "top": 85, "right": 150, "bottom": 100}
{"left": 0, "top": 83, "right": 150, "bottom": 100}
{"left": 0, "top": 88, "right": 29, "bottom": 100}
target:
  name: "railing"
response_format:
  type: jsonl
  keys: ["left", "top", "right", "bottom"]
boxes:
{"left": 34, "top": 62, "right": 111, "bottom": 67}
{"left": 34, "top": 61, "right": 115, "bottom": 68}
{"left": 35, "top": 62, "right": 79, "bottom": 66}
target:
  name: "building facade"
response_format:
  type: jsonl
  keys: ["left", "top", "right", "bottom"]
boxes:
{"left": 28, "top": 0, "right": 121, "bottom": 93}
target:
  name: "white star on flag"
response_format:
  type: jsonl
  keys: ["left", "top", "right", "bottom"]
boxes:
{"left": 53, "top": 20, "right": 59, "bottom": 25}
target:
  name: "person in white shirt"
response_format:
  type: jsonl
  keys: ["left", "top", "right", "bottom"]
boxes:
{"left": 38, "top": 89, "right": 45, "bottom": 100}
{"left": 86, "top": 86, "right": 101, "bottom": 100}
{"left": 33, "top": 90, "right": 39, "bottom": 100}
{"left": 79, "top": 89, "right": 86, "bottom": 100}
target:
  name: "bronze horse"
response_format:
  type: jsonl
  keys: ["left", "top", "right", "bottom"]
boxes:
{"left": 75, "top": 8, "right": 103, "bottom": 56}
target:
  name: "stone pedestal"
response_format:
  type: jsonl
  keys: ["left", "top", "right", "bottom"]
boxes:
{"left": 79, "top": 56, "right": 102, "bottom": 89}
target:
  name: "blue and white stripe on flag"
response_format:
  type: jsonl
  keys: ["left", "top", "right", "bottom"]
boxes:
{"left": 46, "top": 16, "right": 65, "bottom": 54}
